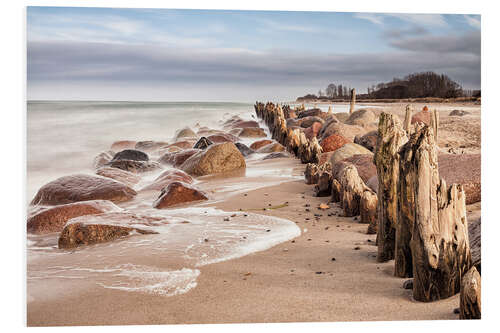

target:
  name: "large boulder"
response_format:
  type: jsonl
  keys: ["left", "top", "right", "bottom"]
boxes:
{"left": 193, "top": 137, "right": 213, "bottom": 150}
{"left": 256, "top": 142, "right": 285, "bottom": 153}
{"left": 230, "top": 120, "right": 260, "bottom": 129}
{"left": 411, "top": 107, "right": 431, "bottom": 125}
{"left": 438, "top": 153, "right": 481, "bottom": 204}
{"left": 303, "top": 122, "right": 323, "bottom": 140}
{"left": 235, "top": 142, "right": 255, "bottom": 157}
{"left": 27, "top": 200, "right": 120, "bottom": 234}
{"left": 333, "top": 112, "right": 350, "bottom": 123}
{"left": 174, "top": 127, "right": 197, "bottom": 141}
{"left": 354, "top": 130, "right": 378, "bottom": 152}
{"left": 95, "top": 167, "right": 141, "bottom": 187}
{"left": 153, "top": 181, "right": 208, "bottom": 209}
{"left": 297, "top": 108, "right": 326, "bottom": 119}
{"left": 333, "top": 154, "right": 376, "bottom": 183}
{"left": 58, "top": 212, "right": 160, "bottom": 249}
{"left": 318, "top": 151, "right": 335, "bottom": 166}
{"left": 106, "top": 160, "right": 161, "bottom": 173}
{"left": 236, "top": 127, "right": 267, "bottom": 138}
{"left": 319, "top": 122, "right": 366, "bottom": 141}
{"left": 141, "top": 169, "right": 193, "bottom": 192}
{"left": 93, "top": 151, "right": 115, "bottom": 169}
{"left": 250, "top": 139, "right": 274, "bottom": 150}
{"left": 345, "top": 109, "right": 377, "bottom": 126}
{"left": 110, "top": 140, "right": 136, "bottom": 151}
{"left": 298, "top": 116, "right": 325, "bottom": 128}
{"left": 159, "top": 149, "right": 201, "bottom": 168}
{"left": 207, "top": 133, "right": 240, "bottom": 143}
{"left": 180, "top": 142, "right": 246, "bottom": 176}
{"left": 135, "top": 141, "right": 168, "bottom": 152}
{"left": 31, "top": 174, "right": 137, "bottom": 205}
{"left": 165, "top": 140, "right": 195, "bottom": 150}
{"left": 111, "top": 149, "right": 149, "bottom": 162}
{"left": 329, "top": 143, "right": 373, "bottom": 167}
{"left": 320, "top": 134, "right": 350, "bottom": 153}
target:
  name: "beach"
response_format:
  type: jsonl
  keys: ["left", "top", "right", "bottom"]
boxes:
{"left": 26, "top": 101, "right": 481, "bottom": 326}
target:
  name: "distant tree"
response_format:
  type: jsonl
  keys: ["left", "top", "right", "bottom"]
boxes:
{"left": 338, "top": 84, "right": 343, "bottom": 97}
{"left": 326, "top": 84, "right": 337, "bottom": 98}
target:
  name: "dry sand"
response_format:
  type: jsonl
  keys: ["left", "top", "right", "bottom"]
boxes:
{"left": 27, "top": 102, "right": 481, "bottom": 326}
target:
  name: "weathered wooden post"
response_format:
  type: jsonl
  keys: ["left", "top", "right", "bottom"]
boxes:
{"left": 374, "top": 113, "right": 408, "bottom": 262}
{"left": 349, "top": 88, "right": 356, "bottom": 114}
{"left": 403, "top": 104, "right": 412, "bottom": 133}
{"left": 409, "top": 126, "right": 471, "bottom": 302}
{"left": 328, "top": 105, "right": 333, "bottom": 115}
{"left": 460, "top": 266, "right": 481, "bottom": 319}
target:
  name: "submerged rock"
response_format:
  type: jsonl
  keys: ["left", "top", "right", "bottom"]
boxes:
{"left": 95, "top": 167, "right": 141, "bottom": 187}
{"left": 230, "top": 120, "right": 260, "bottom": 129}
{"left": 107, "top": 160, "right": 161, "bottom": 173}
{"left": 235, "top": 142, "right": 255, "bottom": 157}
{"left": 58, "top": 212, "right": 161, "bottom": 249}
{"left": 135, "top": 141, "right": 169, "bottom": 152}
{"left": 27, "top": 200, "right": 121, "bottom": 234}
{"left": 110, "top": 140, "right": 137, "bottom": 151}
{"left": 181, "top": 142, "right": 246, "bottom": 176}
{"left": 263, "top": 152, "right": 289, "bottom": 160}
{"left": 159, "top": 149, "right": 201, "bottom": 167}
{"left": 250, "top": 139, "right": 274, "bottom": 150}
{"left": 165, "top": 140, "right": 195, "bottom": 150}
{"left": 207, "top": 133, "right": 240, "bottom": 143}
{"left": 153, "top": 181, "right": 208, "bottom": 208}
{"left": 31, "top": 174, "right": 137, "bottom": 205}
{"left": 111, "top": 149, "right": 149, "bottom": 162}
{"left": 193, "top": 137, "right": 214, "bottom": 150}
{"left": 93, "top": 150, "right": 115, "bottom": 169}
{"left": 141, "top": 169, "right": 193, "bottom": 191}
{"left": 174, "top": 127, "right": 197, "bottom": 141}
{"left": 236, "top": 127, "right": 267, "bottom": 138}
{"left": 256, "top": 142, "right": 285, "bottom": 153}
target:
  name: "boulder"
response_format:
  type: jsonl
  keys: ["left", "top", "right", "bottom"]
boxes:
{"left": 320, "top": 122, "right": 366, "bottom": 141}
{"left": 314, "top": 162, "right": 333, "bottom": 197}
{"left": 333, "top": 112, "right": 350, "bottom": 123}
{"left": 320, "top": 134, "right": 350, "bottom": 153}
{"left": 297, "top": 108, "right": 325, "bottom": 119}
{"left": 110, "top": 140, "right": 136, "bottom": 151}
{"left": 298, "top": 116, "right": 324, "bottom": 128}
{"left": 438, "top": 153, "right": 481, "bottom": 204}
{"left": 468, "top": 215, "right": 481, "bottom": 272}
{"left": 263, "top": 152, "right": 289, "bottom": 160}
{"left": 345, "top": 109, "right": 377, "bottom": 126}
{"left": 141, "top": 169, "right": 193, "bottom": 192}
{"left": 366, "top": 175, "right": 378, "bottom": 194}
{"left": 193, "top": 137, "right": 213, "bottom": 150}
{"left": 237, "top": 127, "right": 267, "bottom": 138}
{"left": 93, "top": 151, "right": 115, "bottom": 169}
{"left": 329, "top": 143, "right": 373, "bottom": 167}
{"left": 111, "top": 149, "right": 149, "bottom": 162}
{"left": 207, "top": 133, "right": 240, "bottom": 143}
{"left": 174, "top": 127, "right": 197, "bottom": 141}
{"left": 180, "top": 142, "right": 246, "bottom": 176}
{"left": 153, "top": 181, "right": 208, "bottom": 209}
{"left": 235, "top": 142, "right": 255, "bottom": 157}
{"left": 333, "top": 154, "right": 377, "bottom": 184}
{"left": 230, "top": 120, "right": 260, "bottom": 129}
{"left": 27, "top": 200, "right": 121, "bottom": 234}
{"left": 250, "top": 139, "right": 274, "bottom": 150}
{"left": 159, "top": 149, "right": 201, "bottom": 168}
{"left": 58, "top": 212, "right": 161, "bottom": 249}
{"left": 354, "top": 130, "right": 378, "bottom": 152}
{"left": 303, "top": 122, "right": 323, "bottom": 140}
{"left": 318, "top": 116, "right": 340, "bottom": 137}
{"left": 31, "top": 174, "right": 137, "bottom": 205}
{"left": 95, "top": 167, "right": 141, "bottom": 187}
{"left": 106, "top": 160, "right": 161, "bottom": 173}
{"left": 449, "top": 109, "right": 471, "bottom": 117}
{"left": 318, "top": 151, "right": 334, "bottom": 166}
{"left": 256, "top": 142, "right": 285, "bottom": 153}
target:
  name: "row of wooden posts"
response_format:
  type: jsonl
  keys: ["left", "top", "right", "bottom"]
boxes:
{"left": 254, "top": 102, "right": 480, "bottom": 317}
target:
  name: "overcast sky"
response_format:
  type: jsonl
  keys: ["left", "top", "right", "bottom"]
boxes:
{"left": 27, "top": 7, "right": 481, "bottom": 102}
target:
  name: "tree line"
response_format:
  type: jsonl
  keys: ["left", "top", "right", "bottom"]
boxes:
{"left": 298, "top": 71, "right": 480, "bottom": 101}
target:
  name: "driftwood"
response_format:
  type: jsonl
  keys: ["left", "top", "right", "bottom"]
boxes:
{"left": 460, "top": 266, "right": 481, "bottom": 319}
{"left": 349, "top": 88, "right": 356, "bottom": 114}
{"left": 315, "top": 162, "right": 333, "bottom": 197}
{"left": 305, "top": 163, "right": 319, "bottom": 185}
{"left": 360, "top": 190, "right": 378, "bottom": 227}
{"left": 403, "top": 105, "right": 412, "bottom": 133}
{"left": 374, "top": 113, "right": 408, "bottom": 262}
{"left": 331, "top": 179, "right": 341, "bottom": 203}
{"left": 409, "top": 126, "right": 471, "bottom": 302}
{"left": 338, "top": 165, "right": 373, "bottom": 217}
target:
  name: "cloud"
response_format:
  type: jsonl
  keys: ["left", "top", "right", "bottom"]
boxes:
{"left": 27, "top": 39, "right": 481, "bottom": 101}
{"left": 389, "top": 30, "right": 480, "bottom": 55}
{"left": 354, "top": 12, "right": 447, "bottom": 28}
{"left": 464, "top": 15, "right": 481, "bottom": 29}
{"left": 354, "top": 13, "right": 384, "bottom": 25}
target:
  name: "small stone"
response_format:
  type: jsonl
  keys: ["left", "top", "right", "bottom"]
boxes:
{"left": 305, "top": 208, "right": 310, "bottom": 212}
{"left": 305, "top": 218, "right": 310, "bottom": 221}
{"left": 325, "top": 226, "right": 329, "bottom": 230}
{"left": 331, "top": 257, "right": 336, "bottom": 261}
{"left": 302, "top": 196, "right": 305, "bottom": 199}
{"left": 319, "top": 203, "right": 330, "bottom": 210}
{"left": 224, "top": 217, "right": 230, "bottom": 221}
{"left": 244, "top": 194, "right": 248, "bottom": 196}
{"left": 315, "top": 271, "right": 323, "bottom": 274}
{"left": 354, "top": 246, "right": 361, "bottom": 250}
{"left": 204, "top": 238, "right": 209, "bottom": 242}
{"left": 231, "top": 214, "right": 237, "bottom": 217}
{"left": 266, "top": 229, "right": 271, "bottom": 232}
{"left": 307, "top": 238, "right": 312, "bottom": 241}
{"left": 403, "top": 279, "right": 413, "bottom": 290}
{"left": 453, "top": 308, "right": 460, "bottom": 314}
{"left": 268, "top": 203, "right": 272, "bottom": 206}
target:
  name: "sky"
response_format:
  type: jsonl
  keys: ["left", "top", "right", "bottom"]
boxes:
{"left": 27, "top": 7, "right": 481, "bottom": 102}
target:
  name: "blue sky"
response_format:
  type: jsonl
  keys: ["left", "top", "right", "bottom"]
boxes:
{"left": 27, "top": 7, "right": 481, "bottom": 101}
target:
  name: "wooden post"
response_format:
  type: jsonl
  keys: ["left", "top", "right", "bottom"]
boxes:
{"left": 349, "top": 88, "right": 356, "bottom": 114}
{"left": 409, "top": 126, "right": 471, "bottom": 302}
{"left": 403, "top": 104, "right": 412, "bottom": 133}
{"left": 328, "top": 105, "right": 333, "bottom": 115}
{"left": 374, "top": 113, "right": 408, "bottom": 262}
{"left": 460, "top": 266, "right": 481, "bottom": 319}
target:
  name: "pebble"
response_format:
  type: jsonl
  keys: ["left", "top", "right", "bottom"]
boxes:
{"left": 325, "top": 227, "right": 329, "bottom": 230}
{"left": 453, "top": 308, "right": 460, "bottom": 314}
{"left": 224, "top": 217, "right": 230, "bottom": 221}
{"left": 315, "top": 271, "right": 323, "bottom": 274}
{"left": 204, "top": 238, "right": 209, "bottom": 242}
{"left": 304, "top": 204, "right": 310, "bottom": 207}
{"left": 305, "top": 208, "right": 310, "bottom": 212}
{"left": 354, "top": 246, "right": 361, "bottom": 250}
{"left": 331, "top": 257, "right": 336, "bottom": 261}
{"left": 266, "top": 229, "right": 271, "bottom": 232}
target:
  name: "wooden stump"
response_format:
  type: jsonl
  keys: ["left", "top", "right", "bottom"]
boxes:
{"left": 403, "top": 105, "right": 412, "bottom": 133}
{"left": 374, "top": 113, "right": 408, "bottom": 262}
{"left": 315, "top": 162, "right": 333, "bottom": 197}
{"left": 460, "top": 266, "right": 481, "bottom": 319}
{"left": 409, "top": 126, "right": 471, "bottom": 302}
{"left": 339, "top": 165, "right": 370, "bottom": 217}
{"left": 331, "top": 179, "right": 341, "bottom": 203}
{"left": 349, "top": 88, "right": 356, "bottom": 114}
{"left": 360, "top": 190, "right": 377, "bottom": 226}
